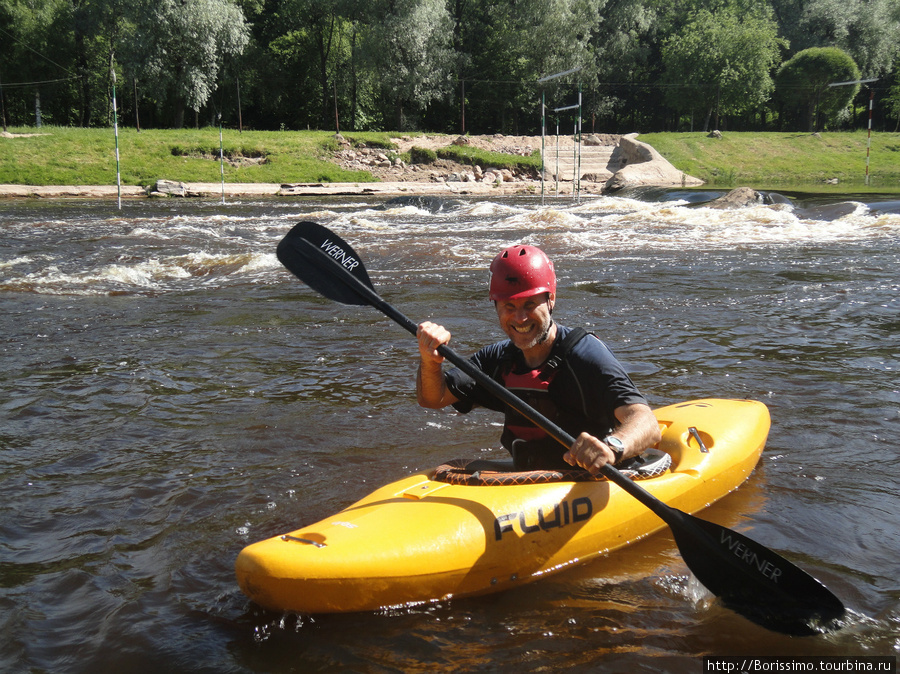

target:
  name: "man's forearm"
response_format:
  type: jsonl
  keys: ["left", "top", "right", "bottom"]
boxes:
{"left": 612, "top": 403, "right": 663, "bottom": 460}
{"left": 416, "top": 359, "right": 449, "bottom": 408}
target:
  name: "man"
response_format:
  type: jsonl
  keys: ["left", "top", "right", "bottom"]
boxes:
{"left": 416, "top": 244, "right": 661, "bottom": 474}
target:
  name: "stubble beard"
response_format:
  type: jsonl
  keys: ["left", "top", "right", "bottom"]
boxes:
{"left": 509, "top": 317, "right": 554, "bottom": 351}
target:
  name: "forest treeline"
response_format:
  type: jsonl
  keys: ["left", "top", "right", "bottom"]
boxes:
{"left": 2, "top": 0, "right": 900, "bottom": 135}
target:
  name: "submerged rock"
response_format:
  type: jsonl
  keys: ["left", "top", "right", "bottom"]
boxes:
{"left": 703, "top": 187, "right": 867, "bottom": 222}
{"left": 376, "top": 195, "right": 463, "bottom": 213}
{"left": 705, "top": 187, "right": 768, "bottom": 209}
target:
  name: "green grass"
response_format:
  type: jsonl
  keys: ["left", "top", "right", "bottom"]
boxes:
{"left": 0, "top": 127, "right": 543, "bottom": 187}
{"left": 433, "top": 145, "right": 542, "bottom": 172}
{"left": 640, "top": 131, "right": 900, "bottom": 191}
{"left": 0, "top": 127, "right": 397, "bottom": 186}
{"left": 3, "top": 126, "right": 900, "bottom": 191}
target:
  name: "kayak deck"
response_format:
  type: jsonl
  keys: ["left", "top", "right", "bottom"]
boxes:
{"left": 235, "top": 398, "right": 770, "bottom": 613}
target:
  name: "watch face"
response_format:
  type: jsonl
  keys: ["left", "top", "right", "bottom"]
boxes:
{"left": 605, "top": 436, "right": 624, "bottom": 463}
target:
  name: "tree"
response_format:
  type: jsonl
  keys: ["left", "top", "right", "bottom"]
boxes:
{"left": 1, "top": 0, "right": 896, "bottom": 132}
{"left": 362, "top": 0, "right": 455, "bottom": 131}
{"left": 775, "top": 47, "right": 861, "bottom": 131}
{"left": 587, "top": 0, "right": 661, "bottom": 131}
{"left": 660, "top": 5, "right": 786, "bottom": 130}
{"left": 884, "top": 56, "right": 900, "bottom": 132}
{"left": 0, "top": 0, "right": 78, "bottom": 125}
{"left": 772, "top": 0, "right": 900, "bottom": 79}
{"left": 459, "top": 0, "right": 600, "bottom": 134}
{"left": 269, "top": 0, "right": 337, "bottom": 129}
{"left": 127, "top": 0, "right": 250, "bottom": 127}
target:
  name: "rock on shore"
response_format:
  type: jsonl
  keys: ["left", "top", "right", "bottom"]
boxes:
{"left": 603, "top": 134, "right": 703, "bottom": 192}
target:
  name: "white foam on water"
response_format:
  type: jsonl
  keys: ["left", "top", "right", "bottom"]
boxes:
{"left": 466, "top": 201, "right": 525, "bottom": 218}
{"left": 4, "top": 194, "right": 898, "bottom": 296}
{"left": 7, "top": 248, "right": 281, "bottom": 295}
{"left": 0, "top": 256, "right": 33, "bottom": 270}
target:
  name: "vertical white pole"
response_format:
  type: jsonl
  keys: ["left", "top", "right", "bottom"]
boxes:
{"left": 572, "top": 123, "right": 577, "bottom": 191}
{"left": 555, "top": 119, "right": 559, "bottom": 197}
{"left": 827, "top": 78, "right": 878, "bottom": 184}
{"left": 866, "top": 88, "right": 873, "bottom": 186}
{"left": 577, "top": 86, "right": 582, "bottom": 201}
{"left": 541, "top": 92, "right": 545, "bottom": 205}
{"left": 236, "top": 76, "right": 243, "bottom": 133}
{"left": 111, "top": 67, "right": 121, "bottom": 210}
{"left": 219, "top": 113, "right": 226, "bottom": 204}
{"left": 0, "top": 70, "right": 7, "bottom": 132}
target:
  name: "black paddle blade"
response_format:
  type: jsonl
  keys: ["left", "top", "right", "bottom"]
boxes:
{"left": 670, "top": 510, "right": 846, "bottom": 635}
{"left": 276, "top": 221, "right": 374, "bottom": 306}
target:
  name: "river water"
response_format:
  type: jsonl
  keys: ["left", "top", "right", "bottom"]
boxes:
{"left": 1, "top": 191, "right": 898, "bottom": 672}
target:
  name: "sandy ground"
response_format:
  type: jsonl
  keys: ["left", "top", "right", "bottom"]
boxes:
{"left": 1, "top": 131, "right": 51, "bottom": 138}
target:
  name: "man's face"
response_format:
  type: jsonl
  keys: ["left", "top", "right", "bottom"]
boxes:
{"left": 495, "top": 292, "right": 555, "bottom": 351}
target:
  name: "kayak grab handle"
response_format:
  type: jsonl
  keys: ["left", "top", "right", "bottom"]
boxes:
{"left": 281, "top": 535, "right": 327, "bottom": 548}
{"left": 688, "top": 427, "right": 709, "bottom": 453}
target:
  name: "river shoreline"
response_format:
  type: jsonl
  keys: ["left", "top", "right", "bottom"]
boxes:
{"left": 0, "top": 178, "right": 605, "bottom": 200}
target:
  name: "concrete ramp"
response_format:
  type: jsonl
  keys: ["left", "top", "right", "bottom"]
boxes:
{"left": 541, "top": 133, "right": 704, "bottom": 191}
{"left": 541, "top": 137, "right": 624, "bottom": 183}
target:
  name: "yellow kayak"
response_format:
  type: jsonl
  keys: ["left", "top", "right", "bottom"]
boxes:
{"left": 235, "top": 398, "right": 770, "bottom": 614}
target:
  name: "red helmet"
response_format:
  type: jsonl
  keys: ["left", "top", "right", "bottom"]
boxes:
{"left": 489, "top": 245, "right": 556, "bottom": 301}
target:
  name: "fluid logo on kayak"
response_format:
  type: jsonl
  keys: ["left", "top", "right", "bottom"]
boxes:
{"left": 319, "top": 239, "right": 360, "bottom": 271}
{"left": 493, "top": 496, "right": 592, "bottom": 540}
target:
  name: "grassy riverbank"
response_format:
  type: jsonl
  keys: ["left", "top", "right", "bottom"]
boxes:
{"left": 0, "top": 127, "right": 541, "bottom": 188}
{"left": 2, "top": 126, "right": 899, "bottom": 191}
{"left": 0, "top": 127, "right": 386, "bottom": 186}
{"left": 640, "top": 131, "right": 900, "bottom": 191}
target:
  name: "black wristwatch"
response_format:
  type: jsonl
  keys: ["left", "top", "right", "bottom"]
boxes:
{"left": 604, "top": 436, "right": 625, "bottom": 465}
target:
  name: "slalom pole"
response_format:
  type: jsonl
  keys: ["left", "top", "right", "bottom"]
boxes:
{"left": 236, "top": 76, "right": 243, "bottom": 133}
{"left": 866, "top": 88, "right": 873, "bottom": 186}
{"left": 219, "top": 113, "right": 226, "bottom": 204}
{"left": 0, "top": 70, "right": 7, "bottom": 132}
{"left": 555, "top": 119, "right": 560, "bottom": 197}
{"left": 541, "top": 93, "right": 545, "bottom": 205}
{"left": 537, "top": 68, "right": 583, "bottom": 203}
{"left": 827, "top": 77, "right": 878, "bottom": 185}
{"left": 111, "top": 66, "right": 121, "bottom": 210}
{"left": 577, "top": 85, "right": 582, "bottom": 202}
{"left": 572, "top": 122, "right": 577, "bottom": 190}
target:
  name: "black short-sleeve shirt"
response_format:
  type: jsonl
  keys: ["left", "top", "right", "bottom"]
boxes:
{"left": 444, "top": 324, "right": 648, "bottom": 443}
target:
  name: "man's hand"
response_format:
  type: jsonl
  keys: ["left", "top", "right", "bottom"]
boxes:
{"left": 564, "top": 403, "right": 662, "bottom": 474}
{"left": 563, "top": 433, "right": 616, "bottom": 475}
{"left": 417, "top": 321, "right": 451, "bottom": 364}
{"left": 416, "top": 321, "right": 458, "bottom": 409}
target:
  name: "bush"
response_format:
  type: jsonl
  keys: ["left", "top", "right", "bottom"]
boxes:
{"left": 353, "top": 137, "right": 397, "bottom": 150}
{"left": 775, "top": 47, "right": 861, "bottom": 132}
{"left": 409, "top": 146, "right": 438, "bottom": 164}
{"left": 436, "top": 145, "right": 541, "bottom": 172}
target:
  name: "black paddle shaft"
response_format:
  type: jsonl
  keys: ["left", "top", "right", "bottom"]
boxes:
{"left": 277, "top": 223, "right": 735, "bottom": 513}
{"left": 275, "top": 221, "right": 846, "bottom": 636}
